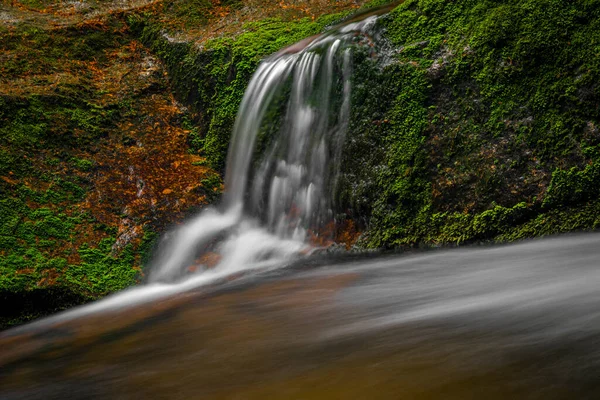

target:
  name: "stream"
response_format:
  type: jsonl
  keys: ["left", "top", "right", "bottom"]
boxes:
{"left": 2, "top": 3, "right": 600, "bottom": 398}
{"left": 2, "top": 234, "right": 600, "bottom": 398}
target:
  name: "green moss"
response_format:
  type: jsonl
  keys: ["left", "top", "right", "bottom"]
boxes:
{"left": 0, "top": 96, "right": 119, "bottom": 156}
{"left": 499, "top": 200, "right": 600, "bottom": 241}
{"left": 131, "top": 11, "right": 352, "bottom": 170}
{"left": 70, "top": 157, "right": 94, "bottom": 172}
{"left": 543, "top": 162, "right": 600, "bottom": 209}
{"left": 198, "top": 172, "right": 223, "bottom": 202}
{"left": 336, "top": 0, "right": 600, "bottom": 247}
{"left": 61, "top": 238, "right": 139, "bottom": 295}
{"left": 0, "top": 203, "right": 147, "bottom": 296}
{"left": 367, "top": 63, "right": 432, "bottom": 247}
{"left": 0, "top": 22, "right": 158, "bottom": 328}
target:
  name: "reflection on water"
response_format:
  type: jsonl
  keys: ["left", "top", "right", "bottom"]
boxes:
{"left": 2, "top": 234, "right": 600, "bottom": 399}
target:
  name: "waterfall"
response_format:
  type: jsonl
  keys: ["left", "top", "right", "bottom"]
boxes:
{"left": 149, "top": 15, "right": 381, "bottom": 283}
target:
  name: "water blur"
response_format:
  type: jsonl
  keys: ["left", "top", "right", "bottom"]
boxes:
{"left": 2, "top": 234, "right": 600, "bottom": 399}
{"left": 148, "top": 14, "right": 379, "bottom": 284}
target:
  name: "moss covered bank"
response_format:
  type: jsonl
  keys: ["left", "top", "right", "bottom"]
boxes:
{"left": 342, "top": 0, "right": 600, "bottom": 247}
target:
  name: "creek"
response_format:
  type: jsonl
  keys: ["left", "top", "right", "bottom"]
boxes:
{"left": 2, "top": 234, "right": 600, "bottom": 398}
{"left": 1, "top": 4, "right": 600, "bottom": 398}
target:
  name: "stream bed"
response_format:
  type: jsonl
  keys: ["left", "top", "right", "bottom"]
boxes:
{"left": 2, "top": 233, "right": 600, "bottom": 399}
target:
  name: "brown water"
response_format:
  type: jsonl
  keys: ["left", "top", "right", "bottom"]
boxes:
{"left": 2, "top": 234, "right": 600, "bottom": 399}
{"left": 5, "top": 4, "right": 599, "bottom": 398}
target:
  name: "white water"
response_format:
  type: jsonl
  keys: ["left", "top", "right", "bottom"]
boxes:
{"left": 149, "top": 16, "right": 379, "bottom": 284}
{"left": 7, "top": 15, "right": 382, "bottom": 329}
{"left": 4, "top": 234, "right": 600, "bottom": 397}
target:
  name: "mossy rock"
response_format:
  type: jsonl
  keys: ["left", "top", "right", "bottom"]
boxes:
{"left": 336, "top": 0, "right": 600, "bottom": 247}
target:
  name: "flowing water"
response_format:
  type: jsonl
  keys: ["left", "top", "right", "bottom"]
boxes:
{"left": 2, "top": 5, "right": 600, "bottom": 399}
{"left": 148, "top": 12, "right": 382, "bottom": 284}
{"left": 2, "top": 234, "right": 600, "bottom": 399}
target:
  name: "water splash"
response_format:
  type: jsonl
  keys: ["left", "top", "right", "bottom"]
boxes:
{"left": 149, "top": 15, "right": 381, "bottom": 283}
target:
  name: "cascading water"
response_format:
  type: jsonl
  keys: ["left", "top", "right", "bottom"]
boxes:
{"left": 0, "top": 7, "right": 393, "bottom": 328}
{"left": 149, "top": 15, "right": 382, "bottom": 284}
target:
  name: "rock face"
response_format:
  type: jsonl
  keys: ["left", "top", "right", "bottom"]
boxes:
{"left": 2, "top": 0, "right": 600, "bottom": 327}
{"left": 337, "top": 0, "right": 600, "bottom": 248}
{"left": 0, "top": 0, "right": 226, "bottom": 328}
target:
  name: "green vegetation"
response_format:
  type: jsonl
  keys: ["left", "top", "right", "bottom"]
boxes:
{"left": 0, "top": 20, "right": 143, "bottom": 321}
{"left": 0, "top": 190, "right": 145, "bottom": 327}
{"left": 130, "top": 10, "right": 353, "bottom": 170}
{"left": 0, "top": 4, "right": 217, "bottom": 329}
{"left": 336, "top": 0, "right": 600, "bottom": 247}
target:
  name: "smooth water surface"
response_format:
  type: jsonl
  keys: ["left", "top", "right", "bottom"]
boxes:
{"left": 2, "top": 234, "right": 600, "bottom": 399}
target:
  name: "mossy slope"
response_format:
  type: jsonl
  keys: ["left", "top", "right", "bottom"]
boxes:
{"left": 336, "top": 0, "right": 600, "bottom": 247}
{"left": 0, "top": 4, "right": 220, "bottom": 328}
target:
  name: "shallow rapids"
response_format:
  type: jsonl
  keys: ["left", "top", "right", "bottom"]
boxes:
{"left": 2, "top": 234, "right": 600, "bottom": 399}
